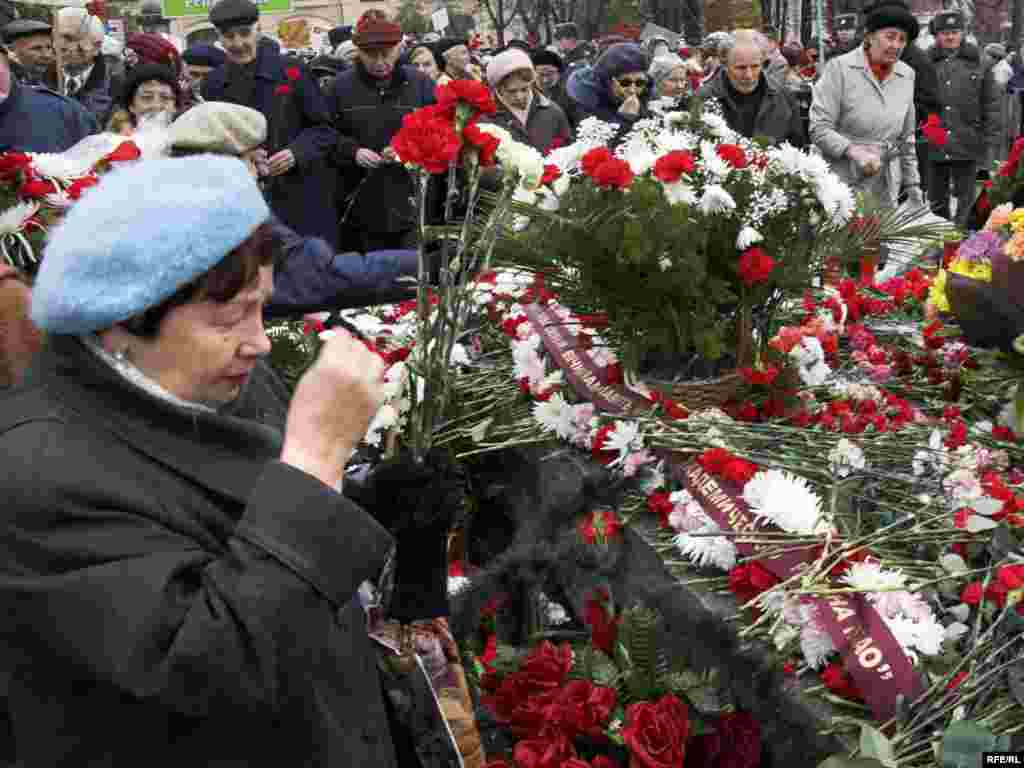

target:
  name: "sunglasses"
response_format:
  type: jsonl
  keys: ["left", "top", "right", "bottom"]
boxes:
{"left": 615, "top": 77, "right": 648, "bottom": 89}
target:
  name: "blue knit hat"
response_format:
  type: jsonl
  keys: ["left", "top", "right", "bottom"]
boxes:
{"left": 593, "top": 43, "right": 649, "bottom": 90}
{"left": 32, "top": 155, "right": 269, "bottom": 335}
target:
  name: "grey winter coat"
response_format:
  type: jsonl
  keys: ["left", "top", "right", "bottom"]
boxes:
{"left": 809, "top": 45, "right": 920, "bottom": 206}
{"left": 698, "top": 68, "right": 807, "bottom": 147}
{"left": 928, "top": 43, "right": 1001, "bottom": 167}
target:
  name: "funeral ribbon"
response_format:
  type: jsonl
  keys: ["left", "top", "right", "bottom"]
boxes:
{"left": 523, "top": 301, "right": 927, "bottom": 722}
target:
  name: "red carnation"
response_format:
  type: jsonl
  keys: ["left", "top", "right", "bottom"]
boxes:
{"left": 589, "top": 158, "right": 634, "bottom": 190}
{"left": 542, "top": 163, "right": 561, "bottom": 186}
{"left": 285, "top": 66, "right": 301, "bottom": 81}
{"left": 463, "top": 121, "right": 501, "bottom": 166}
{"left": 738, "top": 247, "right": 776, "bottom": 287}
{"left": 739, "top": 365, "right": 779, "bottom": 386}
{"left": 920, "top": 113, "right": 948, "bottom": 148}
{"left": 274, "top": 84, "right": 292, "bottom": 96}
{"left": 19, "top": 179, "right": 57, "bottom": 199}
{"left": 66, "top": 176, "right": 99, "bottom": 200}
{"left": 105, "top": 141, "right": 142, "bottom": 163}
{"left": 716, "top": 143, "right": 748, "bottom": 169}
{"left": 0, "top": 152, "right": 31, "bottom": 179}
{"left": 647, "top": 491, "right": 674, "bottom": 529}
{"left": 580, "top": 147, "right": 613, "bottom": 177}
{"left": 820, "top": 663, "right": 864, "bottom": 701}
{"left": 391, "top": 107, "right": 463, "bottom": 175}
{"left": 435, "top": 79, "right": 497, "bottom": 116}
{"left": 960, "top": 581, "right": 983, "bottom": 605}
{"left": 652, "top": 150, "right": 695, "bottom": 183}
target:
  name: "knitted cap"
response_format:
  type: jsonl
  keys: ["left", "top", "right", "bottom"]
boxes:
{"left": 182, "top": 43, "right": 226, "bottom": 68}
{"left": 352, "top": 10, "right": 401, "bottom": 50}
{"left": 33, "top": 156, "right": 270, "bottom": 334}
{"left": 593, "top": 43, "right": 649, "bottom": 89}
{"left": 127, "top": 32, "right": 181, "bottom": 72}
{"left": 167, "top": 102, "right": 266, "bottom": 155}
{"left": 486, "top": 47, "right": 533, "bottom": 88}
{"left": 864, "top": 0, "right": 919, "bottom": 41}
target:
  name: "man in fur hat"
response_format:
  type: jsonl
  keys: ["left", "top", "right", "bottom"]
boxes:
{"left": 926, "top": 10, "right": 1001, "bottom": 226}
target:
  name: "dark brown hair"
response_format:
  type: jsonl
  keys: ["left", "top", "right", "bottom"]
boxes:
{"left": 122, "top": 220, "right": 278, "bottom": 338}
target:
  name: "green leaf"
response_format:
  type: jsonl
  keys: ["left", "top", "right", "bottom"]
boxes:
{"left": 859, "top": 725, "right": 898, "bottom": 768}
{"left": 941, "top": 721, "right": 1011, "bottom": 768}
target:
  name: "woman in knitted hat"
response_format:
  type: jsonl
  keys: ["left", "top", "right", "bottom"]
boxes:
{"left": 809, "top": 0, "right": 924, "bottom": 208}
{"left": 106, "top": 62, "right": 181, "bottom": 134}
{"left": 566, "top": 42, "right": 651, "bottom": 139}
{"left": 125, "top": 31, "right": 182, "bottom": 77}
{"left": 648, "top": 53, "right": 690, "bottom": 109}
{"left": 483, "top": 47, "right": 570, "bottom": 153}
{"left": 0, "top": 154, "right": 463, "bottom": 766}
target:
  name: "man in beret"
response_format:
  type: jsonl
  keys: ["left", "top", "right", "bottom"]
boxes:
{"left": 202, "top": 0, "right": 341, "bottom": 248}
{"left": 3, "top": 19, "right": 52, "bottom": 86}
{"left": 927, "top": 10, "right": 1001, "bottom": 226}
{"left": 181, "top": 43, "right": 226, "bottom": 103}
{"left": 0, "top": 44, "right": 97, "bottom": 151}
{"left": 325, "top": 10, "right": 434, "bottom": 252}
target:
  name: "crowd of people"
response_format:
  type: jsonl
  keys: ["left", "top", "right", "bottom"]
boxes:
{"left": 0, "top": 0, "right": 1020, "bottom": 764}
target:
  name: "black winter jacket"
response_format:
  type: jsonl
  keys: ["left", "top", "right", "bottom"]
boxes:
{"left": 0, "top": 336, "right": 400, "bottom": 767}
{"left": 928, "top": 43, "right": 1001, "bottom": 165}
{"left": 698, "top": 69, "right": 806, "bottom": 147}
{"left": 325, "top": 63, "right": 435, "bottom": 234}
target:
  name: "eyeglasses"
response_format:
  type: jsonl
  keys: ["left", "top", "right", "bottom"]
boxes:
{"left": 615, "top": 77, "right": 648, "bottom": 89}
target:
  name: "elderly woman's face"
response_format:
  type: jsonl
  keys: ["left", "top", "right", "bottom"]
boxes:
{"left": 498, "top": 72, "right": 534, "bottom": 110}
{"left": 411, "top": 48, "right": 439, "bottom": 80}
{"left": 128, "top": 266, "right": 274, "bottom": 404}
{"left": 610, "top": 70, "right": 648, "bottom": 102}
{"left": 658, "top": 65, "right": 688, "bottom": 98}
{"left": 130, "top": 79, "right": 177, "bottom": 119}
{"left": 866, "top": 27, "right": 907, "bottom": 65}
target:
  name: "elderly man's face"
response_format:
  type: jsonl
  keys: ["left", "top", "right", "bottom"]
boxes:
{"left": 184, "top": 62, "right": 214, "bottom": 87}
{"left": 658, "top": 65, "right": 688, "bottom": 98}
{"left": 55, "top": 19, "right": 100, "bottom": 70}
{"left": 936, "top": 29, "right": 962, "bottom": 50}
{"left": 725, "top": 43, "right": 763, "bottom": 94}
{"left": 124, "top": 266, "right": 274, "bottom": 405}
{"left": 358, "top": 43, "right": 401, "bottom": 79}
{"left": 12, "top": 34, "right": 54, "bottom": 70}
{"left": 219, "top": 24, "right": 259, "bottom": 65}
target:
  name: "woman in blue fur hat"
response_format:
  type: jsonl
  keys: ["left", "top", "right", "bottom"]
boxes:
{"left": 0, "top": 155, "right": 463, "bottom": 767}
{"left": 566, "top": 41, "right": 651, "bottom": 140}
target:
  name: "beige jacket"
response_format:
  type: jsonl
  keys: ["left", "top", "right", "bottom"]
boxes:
{"left": 809, "top": 45, "right": 920, "bottom": 205}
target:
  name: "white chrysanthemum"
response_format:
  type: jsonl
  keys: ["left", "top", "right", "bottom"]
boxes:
{"left": 768, "top": 143, "right": 806, "bottom": 177}
{"left": 841, "top": 561, "right": 907, "bottom": 592}
{"left": 532, "top": 392, "right": 573, "bottom": 437}
{"left": 698, "top": 184, "right": 736, "bottom": 215}
{"left": 29, "top": 152, "right": 93, "bottom": 179}
{"left": 742, "top": 469, "right": 827, "bottom": 535}
{"left": 828, "top": 438, "right": 866, "bottom": 478}
{"left": 700, "top": 110, "right": 733, "bottom": 140}
{"left": 662, "top": 181, "right": 699, "bottom": 206}
{"left": 658, "top": 255, "right": 673, "bottom": 271}
{"left": 447, "top": 575, "right": 471, "bottom": 595}
{"left": 0, "top": 200, "right": 39, "bottom": 235}
{"left": 674, "top": 520, "right": 737, "bottom": 570}
{"left": 815, "top": 172, "right": 856, "bottom": 223}
{"left": 623, "top": 146, "right": 657, "bottom": 176}
{"left": 604, "top": 419, "right": 643, "bottom": 462}
{"left": 883, "top": 614, "right": 944, "bottom": 662}
{"left": 736, "top": 225, "right": 763, "bottom": 250}
{"left": 799, "top": 624, "right": 835, "bottom": 669}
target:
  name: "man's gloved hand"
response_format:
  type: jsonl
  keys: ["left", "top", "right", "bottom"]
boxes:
{"left": 345, "top": 448, "right": 466, "bottom": 622}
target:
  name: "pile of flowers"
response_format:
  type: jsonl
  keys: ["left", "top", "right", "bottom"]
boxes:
{"left": 490, "top": 101, "right": 862, "bottom": 370}
{"left": 0, "top": 139, "right": 141, "bottom": 272}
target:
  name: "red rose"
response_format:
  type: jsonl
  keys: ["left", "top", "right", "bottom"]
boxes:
{"left": 820, "top": 663, "right": 863, "bottom": 701}
{"left": 391, "top": 107, "right": 463, "bottom": 174}
{"left": 274, "top": 84, "right": 292, "bottom": 96}
{"left": 652, "top": 150, "right": 696, "bottom": 182}
{"left": 581, "top": 147, "right": 613, "bottom": 177}
{"left": 589, "top": 158, "right": 634, "bottom": 190}
{"left": 463, "top": 120, "right": 501, "bottom": 166}
{"left": 737, "top": 247, "right": 776, "bottom": 287}
{"left": 960, "top": 581, "right": 984, "bottom": 605}
{"left": 19, "top": 178, "right": 57, "bottom": 198}
{"left": 518, "top": 641, "right": 574, "bottom": 691}
{"left": 547, "top": 679, "right": 617, "bottom": 740}
{"left": 592, "top": 757, "right": 619, "bottom": 768}
{"left": 739, "top": 366, "right": 778, "bottom": 386}
{"left": 716, "top": 143, "right": 748, "bottom": 169}
{"left": 509, "top": 688, "right": 562, "bottom": 736}
{"left": 104, "top": 141, "right": 142, "bottom": 163}
{"left": 286, "top": 66, "right": 301, "bottom": 80}
{"left": 513, "top": 730, "right": 576, "bottom": 768}
{"left": 435, "top": 79, "right": 497, "bottom": 116}
{"left": 715, "top": 711, "right": 761, "bottom": 768}
{"left": 622, "top": 694, "right": 690, "bottom": 768}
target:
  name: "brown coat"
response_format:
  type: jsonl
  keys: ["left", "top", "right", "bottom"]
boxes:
{"left": 0, "top": 265, "right": 42, "bottom": 389}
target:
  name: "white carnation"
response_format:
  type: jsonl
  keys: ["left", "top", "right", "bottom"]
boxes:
{"left": 662, "top": 181, "right": 699, "bottom": 206}
{"left": 742, "top": 469, "right": 828, "bottom": 535}
{"left": 698, "top": 184, "right": 736, "bottom": 215}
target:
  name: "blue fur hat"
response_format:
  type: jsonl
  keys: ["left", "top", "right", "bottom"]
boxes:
{"left": 32, "top": 155, "right": 269, "bottom": 335}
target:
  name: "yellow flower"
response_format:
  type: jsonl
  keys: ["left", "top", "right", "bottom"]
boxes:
{"left": 1009, "top": 208, "right": 1024, "bottom": 234}
{"left": 930, "top": 259, "right": 994, "bottom": 314}
{"left": 985, "top": 203, "right": 1014, "bottom": 231}
{"left": 1007, "top": 231, "right": 1024, "bottom": 262}
{"left": 928, "top": 269, "right": 950, "bottom": 313}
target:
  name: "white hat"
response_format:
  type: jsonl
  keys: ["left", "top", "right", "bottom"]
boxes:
{"left": 167, "top": 102, "right": 267, "bottom": 156}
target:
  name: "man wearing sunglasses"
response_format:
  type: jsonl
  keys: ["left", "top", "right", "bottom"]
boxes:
{"left": 697, "top": 29, "right": 805, "bottom": 147}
